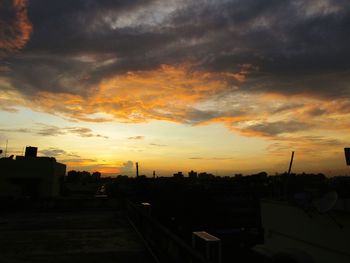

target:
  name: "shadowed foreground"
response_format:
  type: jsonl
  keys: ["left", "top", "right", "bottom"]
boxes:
{"left": 0, "top": 211, "right": 154, "bottom": 263}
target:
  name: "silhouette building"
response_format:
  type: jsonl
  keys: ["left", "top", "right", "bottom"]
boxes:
{"left": 173, "top": 171, "right": 184, "bottom": 178}
{"left": 0, "top": 146, "right": 66, "bottom": 198}
{"left": 188, "top": 170, "right": 198, "bottom": 179}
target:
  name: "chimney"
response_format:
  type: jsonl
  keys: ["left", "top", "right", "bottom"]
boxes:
{"left": 136, "top": 162, "right": 139, "bottom": 177}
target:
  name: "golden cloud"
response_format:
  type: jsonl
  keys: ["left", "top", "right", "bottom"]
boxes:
{"left": 2, "top": 62, "right": 350, "bottom": 161}
{"left": 23, "top": 64, "right": 246, "bottom": 122}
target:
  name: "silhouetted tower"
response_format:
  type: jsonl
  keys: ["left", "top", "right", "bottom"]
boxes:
{"left": 153, "top": 170, "right": 156, "bottom": 178}
{"left": 25, "top": 146, "right": 38, "bottom": 158}
{"left": 136, "top": 162, "right": 139, "bottom": 177}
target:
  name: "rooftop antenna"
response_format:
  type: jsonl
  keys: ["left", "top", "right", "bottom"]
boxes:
{"left": 287, "top": 151, "right": 295, "bottom": 175}
{"left": 4, "top": 139, "right": 8, "bottom": 158}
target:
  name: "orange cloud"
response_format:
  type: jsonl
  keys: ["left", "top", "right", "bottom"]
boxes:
{"left": 0, "top": 0, "right": 32, "bottom": 53}
{"left": 2, "top": 61, "right": 350, "bottom": 164}
{"left": 23, "top": 64, "right": 245, "bottom": 123}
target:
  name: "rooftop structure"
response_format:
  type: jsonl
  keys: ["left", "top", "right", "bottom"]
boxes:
{"left": 0, "top": 146, "right": 66, "bottom": 198}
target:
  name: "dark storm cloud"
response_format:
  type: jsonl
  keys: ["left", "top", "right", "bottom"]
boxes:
{"left": 0, "top": 0, "right": 32, "bottom": 54}
{"left": 4, "top": 54, "right": 93, "bottom": 95}
{"left": 2, "top": 0, "right": 350, "bottom": 104}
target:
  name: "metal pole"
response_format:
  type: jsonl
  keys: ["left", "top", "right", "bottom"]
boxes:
{"left": 287, "top": 151, "right": 295, "bottom": 175}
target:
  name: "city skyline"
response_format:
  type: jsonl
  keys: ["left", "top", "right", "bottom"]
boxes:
{"left": 1, "top": 0, "right": 350, "bottom": 176}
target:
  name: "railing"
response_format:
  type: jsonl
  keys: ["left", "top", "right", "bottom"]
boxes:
{"left": 126, "top": 201, "right": 210, "bottom": 263}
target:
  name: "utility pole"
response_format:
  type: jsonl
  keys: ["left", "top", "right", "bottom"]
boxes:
{"left": 284, "top": 151, "right": 295, "bottom": 200}
{"left": 287, "top": 151, "right": 295, "bottom": 175}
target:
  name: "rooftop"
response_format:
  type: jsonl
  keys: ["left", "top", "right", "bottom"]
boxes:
{"left": 0, "top": 210, "right": 155, "bottom": 263}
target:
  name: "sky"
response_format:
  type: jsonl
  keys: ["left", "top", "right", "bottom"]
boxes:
{"left": 1, "top": 0, "right": 350, "bottom": 176}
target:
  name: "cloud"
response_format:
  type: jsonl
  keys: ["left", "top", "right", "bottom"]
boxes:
{"left": 118, "top": 160, "right": 134, "bottom": 174}
{"left": 150, "top": 143, "right": 167, "bottom": 147}
{"left": 266, "top": 135, "right": 347, "bottom": 158}
{"left": 37, "top": 125, "right": 109, "bottom": 138}
{"left": 65, "top": 127, "right": 108, "bottom": 138}
{"left": 0, "top": 124, "right": 108, "bottom": 139}
{"left": 0, "top": 128, "right": 31, "bottom": 133}
{"left": 2, "top": 63, "right": 241, "bottom": 123}
{"left": 0, "top": 0, "right": 32, "bottom": 54}
{"left": 61, "top": 158, "right": 116, "bottom": 173}
{"left": 238, "top": 120, "right": 313, "bottom": 137}
{"left": 1, "top": 0, "right": 350, "bottom": 146}
{"left": 40, "top": 147, "right": 80, "bottom": 158}
{"left": 189, "top": 157, "right": 234, "bottom": 160}
{"left": 2, "top": 0, "right": 350, "bottom": 99}
{"left": 128, "top": 136, "right": 144, "bottom": 140}
{"left": 61, "top": 158, "right": 97, "bottom": 163}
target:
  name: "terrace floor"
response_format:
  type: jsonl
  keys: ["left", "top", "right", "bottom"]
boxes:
{"left": 0, "top": 210, "right": 155, "bottom": 263}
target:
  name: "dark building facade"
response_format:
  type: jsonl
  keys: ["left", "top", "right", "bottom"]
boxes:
{"left": 0, "top": 147, "right": 66, "bottom": 198}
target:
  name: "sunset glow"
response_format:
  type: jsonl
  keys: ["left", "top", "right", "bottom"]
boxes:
{"left": 1, "top": 0, "right": 350, "bottom": 176}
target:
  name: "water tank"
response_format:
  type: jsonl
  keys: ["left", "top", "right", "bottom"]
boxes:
{"left": 25, "top": 146, "right": 38, "bottom": 158}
